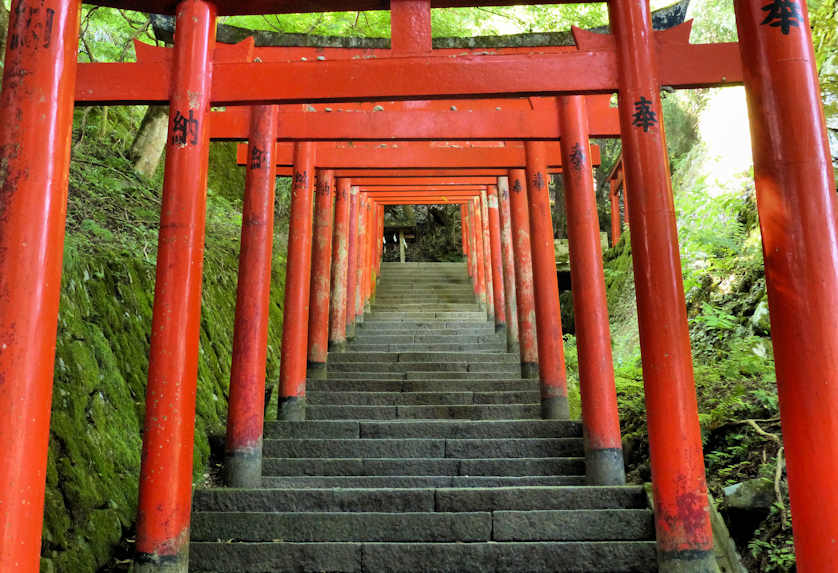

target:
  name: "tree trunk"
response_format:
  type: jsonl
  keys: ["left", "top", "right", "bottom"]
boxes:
{"left": 130, "top": 105, "right": 170, "bottom": 179}
{"left": 0, "top": 2, "right": 9, "bottom": 78}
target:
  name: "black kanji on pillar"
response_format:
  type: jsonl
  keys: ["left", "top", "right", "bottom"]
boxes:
{"left": 569, "top": 143, "right": 586, "bottom": 171}
{"left": 171, "top": 110, "right": 199, "bottom": 146}
{"left": 761, "top": 0, "right": 802, "bottom": 34}
{"left": 631, "top": 97, "right": 658, "bottom": 133}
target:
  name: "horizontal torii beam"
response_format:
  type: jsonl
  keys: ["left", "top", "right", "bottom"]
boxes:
{"left": 351, "top": 177, "right": 498, "bottom": 186}
{"left": 239, "top": 141, "right": 600, "bottom": 170}
{"left": 208, "top": 96, "right": 620, "bottom": 141}
{"left": 360, "top": 185, "right": 487, "bottom": 192}
{"left": 74, "top": 25, "right": 742, "bottom": 105}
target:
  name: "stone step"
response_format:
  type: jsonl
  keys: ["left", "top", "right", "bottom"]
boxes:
{"left": 366, "top": 312, "right": 488, "bottom": 321}
{"left": 372, "top": 303, "right": 483, "bottom": 311}
{"left": 323, "top": 371, "right": 526, "bottom": 381}
{"left": 264, "top": 420, "right": 581, "bottom": 440}
{"left": 356, "top": 321, "right": 494, "bottom": 330}
{"left": 263, "top": 438, "right": 584, "bottom": 459}
{"left": 346, "top": 343, "right": 507, "bottom": 352}
{"left": 305, "top": 379, "right": 539, "bottom": 393}
{"left": 191, "top": 509, "right": 654, "bottom": 542}
{"left": 352, "top": 330, "right": 500, "bottom": 340}
{"left": 193, "top": 486, "right": 648, "bottom": 513}
{"left": 327, "top": 362, "right": 522, "bottom": 373}
{"left": 307, "top": 390, "right": 539, "bottom": 405}
{"left": 373, "top": 296, "right": 477, "bottom": 303}
{"left": 306, "top": 403, "right": 540, "bottom": 420}
{"left": 329, "top": 352, "right": 519, "bottom": 364}
{"left": 190, "top": 541, "right": 658, "bottom": 572}
{"left": 262, "top": 457, "right": 585, "bottom": 476}
{"left": 260, "top": 476, "right": 586, "bottom": 488}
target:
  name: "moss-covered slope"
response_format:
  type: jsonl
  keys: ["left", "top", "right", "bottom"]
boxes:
{"left": 40, "top": 141, "right": 286, "bottom": 572}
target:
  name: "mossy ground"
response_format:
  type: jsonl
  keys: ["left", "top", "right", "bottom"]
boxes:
{"left": 41, "top": 119, "right": 287, "bottom": 572}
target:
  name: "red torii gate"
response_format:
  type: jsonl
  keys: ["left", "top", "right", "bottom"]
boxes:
{"left": 0, "top": 0, "right": 835, "bottom": 571}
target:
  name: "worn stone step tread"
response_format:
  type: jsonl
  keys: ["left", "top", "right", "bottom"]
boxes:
{"left": 191, "top": 509, "right": 653, "bottom": 542}
{"left": 306, "top": 404, "right": 541, "bottom": 420}
{"left": 327, "top": 362, "right": 522, "bottom": 372}
{"left": 193, "top": 486, "right": 648, "bottom": 513}
{"left": 261, "top": 457, "right": 586, "bottom": 476}
{"left": 306, "top": 390, "right": 540, "bottom": 406}
{"left": 264, "top": 420, "right": 582, "bottom": 439}
{"left": 262, "top": 438, "right": 584, "bottom": 459}
{"left": 306, "top": 380, "right": 539, "bottom": 393}
{"left": 329, "top": 352, "right": 519, "bottom": 363}
{"left": 346, "top": 344, "right": 508, "bottom": 352}
{"left": 191, "top": 511, "right": 493, "bottom": 542}
{"left": 260, "top": 476, "right": 587, "bottom": 488}
{"left": 189, "top": 541, "right": 658, "bottom": 573}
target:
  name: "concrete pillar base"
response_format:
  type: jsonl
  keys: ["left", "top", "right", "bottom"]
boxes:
{"left": 278, "top": 396, "right": 306, "bottom": 421}
{"left": 346, "top": 322, "right": 356, "bottom": 340}
{"left": 494, "top": 323, "right": 507, "bottom": 335}
{"left": 307, "top": 362, "right": 328, "bottom": 380}
{"left": 541, "top": 396, "right": 570, "bottom": 420}
{"left": 507, "top": 340, "right": 520, "bottom": 355}
{"left": 658, "top": 550, "right": 719, "bottom": 573}
{"left": 585, "top": 448, "right": 626, "bottom": 486}
{"left": 225, "top": 448, "right": 263, "bottom": 488}
{"left": 136, "top": 551, "right": 188, "bottom": 573}
{"left": 521, "top": 362, "right": 539, "bottom": 379}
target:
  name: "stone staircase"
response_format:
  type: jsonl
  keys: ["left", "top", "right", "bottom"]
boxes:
{"left": 190, "top": 262, "right": 657, "bottom": 572}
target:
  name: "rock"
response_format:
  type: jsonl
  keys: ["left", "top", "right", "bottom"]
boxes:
{"left": 723, "top": 478, "right": 775, "bottom": 511}
{"left": 749, "top": 299, "right": 771, "bottom": 334}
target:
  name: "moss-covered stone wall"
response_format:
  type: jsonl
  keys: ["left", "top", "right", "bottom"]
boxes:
{"left": 40, "top": 142, "right": 286, "bottom": 572}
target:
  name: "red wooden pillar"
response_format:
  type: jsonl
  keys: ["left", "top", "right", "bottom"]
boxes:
{"left": 609, "top": 179, "right": 622, "bottom": 246}
{"left": 355, "top": 194, "right": 368, "bottom": 325}
{"left": 277, "top": 142, "right": 316, "bottom": 421}
{"left": 610, "top": 0, "right": 714, "bottom": 567}
{"left": 329, "top": 178, "right": 352, "bottom": 352}
{"left": 498, "top": 177, "right": 520, "bottom": 354}
{"left": 467, "top": 201, "right": 479, "bottom": 291}
{"left": 362, "top": 199, "right": 373, "bottom": 310}
{"left": 558, "top": 96, "right": 625, "bottom": 485}
{"left": 135, "top": 2, "right": 216, "bottom": 569}
{"left": 378, "top": 205, "right": 384, "bottom": 276}
{"left": 480, "top": 189, "right": 496, "bottom": 321}
{"left": 508, "top": 169, "right": 539, "bottom": 379}
{"left": 225, "top": 105, "right": 278, "bottom": 488}
{"left": 345, "top": 187, "right": 360, "bottom": 338}
{"left": 307, "top": 169, "right": 336, "bottom": 379}
{"left": 472, "top": 198, "right": 487, "bottom": 306}
{"left": 526, "top": 141, "right": 569, "bottom": 419}
{"left": 461, "top": 204, "right": 470, "bottom": 260}
{"left": 0, "top": 1, "right": 81, "bottom": 569}
{"left": 487, "top": 185, "right": 507, "bottom": 333}
{"left": 735, "top": 0, "right": 838, "bottom": 566}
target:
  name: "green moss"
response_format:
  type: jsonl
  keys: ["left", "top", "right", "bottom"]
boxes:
{"left": 43, "top": 134, "right": 287, "bottom": 570}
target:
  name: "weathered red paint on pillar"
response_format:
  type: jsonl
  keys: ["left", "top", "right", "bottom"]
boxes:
{"left": 306, "top": 169, "right": 336, "bottom": 379}
{"left": 525, "top": 141, "right": 569, "bottom": 419}
{"left": 609, "top": 179, "right": 622, "bottom": 246}
{"left": 277, "top": 142, "right": 316, "bottom": 421}
{"left": 486, "top": 185, "right": 507, "bottom": 332}
{"left": 735, "top": 0, "right": 838, "bottom": 566}
{"left": 558, "top": 96, "right": 625, "bottom": 485}
{"left": 508, "top": 169, "right": 539, "bottom": 379}
{"left": 329, "top": 178, "right": 352, "bottom": 351}
{"left": 0, "top": 1, "right": 81, "bottom": 569}
{"left": 345, "top": 186, "right": 360, "bottom": 338}
{"left": 610, "top": 0, "right": 714, "bottom": 566}
{"left": 225, "top": 105, "right": 278, "bottom": 489}
{"left": 472, "top": 198, "right": 487, "bottom": 306}
{"left": 461, "top": 204, "right": 469, "bottom": 259}
{"left": 391, "top": 0, "right": 432, "bottom": 54}
{"left": 480, "top": 190, "right": 496, "bottom": 320}
{"left": 497, "top": 177, "right": 520, "bottom": 354}
{"left": 355, "top": 193, "right": 368, "bottom": 324}
{"left": 135, "top": 2, "right": 216, "bottom": 569}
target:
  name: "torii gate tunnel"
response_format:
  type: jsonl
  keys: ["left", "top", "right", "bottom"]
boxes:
{"left": 0, "top": 0, "right": 835, "bottom": 571}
